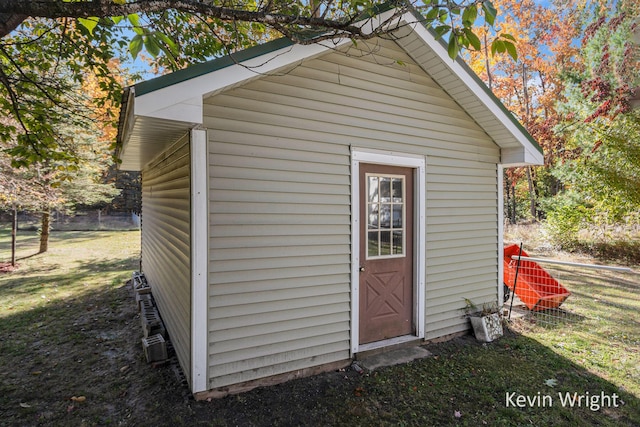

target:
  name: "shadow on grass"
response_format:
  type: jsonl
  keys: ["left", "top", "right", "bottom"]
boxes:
{"left": 188, "top": 331, "right": 640, "bottom": 427}
{"left": 0, "top": 230, "right": 141, "bottom": 264}
{"left": 1, "top": 285, "right": 639, "bottom": 426}
{"left": 0, "top": 257, "right": 140, "bottom": 297}
{"left": 0, "top": 276, "right": 151, "bottom": 425}
{"left": 575, "top": 240, "right": 640, "bottom": 266}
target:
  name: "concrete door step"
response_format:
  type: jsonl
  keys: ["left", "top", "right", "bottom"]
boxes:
{"left": 356, "top": 346, "right": 432, "bottom": 371}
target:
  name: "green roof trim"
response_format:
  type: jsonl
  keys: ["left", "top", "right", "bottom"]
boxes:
{"left": 134, "top": 37, "right": 295, "bottom": 97}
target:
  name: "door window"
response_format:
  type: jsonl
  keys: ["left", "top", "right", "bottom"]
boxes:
{"left": 366, "top": 174, "right": 405, "bottom": 259}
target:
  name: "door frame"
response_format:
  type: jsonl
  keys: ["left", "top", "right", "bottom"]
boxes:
{"left": 350, "top": 148, "right": 426, "bottom": 355}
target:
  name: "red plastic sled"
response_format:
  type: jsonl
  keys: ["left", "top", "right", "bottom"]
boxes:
{"left": 503, "top": 244, "right": 570, "bottom": 311}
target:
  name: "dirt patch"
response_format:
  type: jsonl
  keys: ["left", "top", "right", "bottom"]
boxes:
{"left": 0, "top": 262, "right": 19, "bottom": 273}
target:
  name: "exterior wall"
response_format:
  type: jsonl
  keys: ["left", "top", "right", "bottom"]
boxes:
{"left": 141, "top": 135, "right": 192, "bottom": 384}
{"left": 203, "top": 37, "right": 499, "bottom": 388}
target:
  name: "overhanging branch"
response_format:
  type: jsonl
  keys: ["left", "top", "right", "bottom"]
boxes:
{"left": 0, "top": 0, "right": 412, "bottom": 38}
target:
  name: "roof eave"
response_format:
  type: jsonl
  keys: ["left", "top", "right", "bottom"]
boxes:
{"left": 393, "top": 11, "right": 543, "bottom": 165}
{"left": 117, "top": 6, "right": 544, "bottom": 169}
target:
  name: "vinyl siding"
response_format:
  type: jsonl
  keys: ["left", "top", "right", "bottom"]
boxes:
{"left": 204, "top": 37, "right": 499, "bottom": 388}
{"left": 141, "top": 135, "right": 192, "bottom": 384}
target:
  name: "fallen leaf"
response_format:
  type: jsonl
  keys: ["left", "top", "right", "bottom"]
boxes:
{"left": 19, "top": 402, "right": 31, "bottom": 408}
{"left": 544, "top": 379, "right": 558, "bottom": 387}
{"left": 71, "top": 396, "right": 86, "bottom": 402}
{"left": 454, "top": 410, "right": 462, "bottom": 418}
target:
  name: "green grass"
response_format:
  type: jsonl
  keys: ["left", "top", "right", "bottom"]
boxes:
{"left": 0, "top": 228, "right": 143, "bottom": 426}
{"left": 0, "top": 228, "right": 638, "bottom": 426}
{"left": 512, "top": 263, "right": 640, "bottom": 399}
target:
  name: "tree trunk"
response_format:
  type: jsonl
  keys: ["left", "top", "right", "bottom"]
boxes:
{"left": 483, "top": 29, "right": 493, "bottom": 90}
{"left": 526, "top": 167, "right": 536, "bottom": 220}
{"left": 522, "top": 63, "right": 530, "bottom": 122}
{"left": 11, "top": 203, "right": 17, "bottom": 266}
{"left": 504, "top": 171, "right": 517, "bottom": 225}
{"left": 511, "top": 184, "right": 517, "bottom": 224}
{"left": 39, "top": 210, "right": 50, "bottom": 253}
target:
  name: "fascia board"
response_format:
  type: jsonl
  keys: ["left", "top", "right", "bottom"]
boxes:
{"left": 133, "top": 42, "right": 335, "bottom": 120}
{"left": 135, "top": 94, "right": 203, "bottom": 124}
{"left": 133, "top": 43, "right": 352, "bottom": 122}
{"left": 501, "top": 146, "right": 544, "bottom": 167}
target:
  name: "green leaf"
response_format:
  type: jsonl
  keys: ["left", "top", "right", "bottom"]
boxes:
{"left": 483, "top": 1, "right": 497, "bottom": 26}
{"left": 155, "top": 32, "right": 179, "bottom": 56}
{"left": 500, "top": 33, "right": 516, "bottom": 42}
{"left": 111, "top": 16, "right": 124, "bottom": 25}
{"left": 464, "top": 28, "right": 482, "bottom": 50}
{"left": 491, "top": 39, "right": 506, "bottom": 55}
{"left": 438, "top": 9, "right": 448, "bottom": 23}
{"left": 462, "top": 5, "right": 478, "bottom": 27}
{"left": 433, "top": 25, "right": 451, "bottom": 40}
{"left": 128, "top": 13, "right": 144, "bottom": 35}
{"left": 144, "top": 35, "right": 161, "bottom": 58}
{"left": 127, "top": 13, "right": 141, "bottom": 27}
{"left": 77, "top": 17, "right": 99, "bottom": 35}
{"left": 425, "top": 7, "right": 439, "bottom": 21}
{"left": 504, "top": 40, "right": 518, "bottom": 61}
{"left": 447, "top": 36, "right": 459, "bottom": 59}
{"left": 129, "top": 34, "right": 143, "bottom": 59}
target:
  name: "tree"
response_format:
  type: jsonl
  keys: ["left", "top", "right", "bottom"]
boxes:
{"left": 544, "top": 1, "right": 640, "bottom": 248}
{"left": 466, "top": 0, "right": 583, "bottom": 223}
{"left": 0, "top": 0, "right": 515, "bottom": 166}
{"left": 0, "top": 122, "right": 120, "bottom": 254}
{"left": 0, "top": 57, "right": 122, "bottom": 255}
{"left": 0, "top": 142, "right": 46, "bottom": 264}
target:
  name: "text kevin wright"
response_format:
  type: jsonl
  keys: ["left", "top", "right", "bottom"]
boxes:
{"left": 506, "top": 391, "right": 621, "bottom": 411}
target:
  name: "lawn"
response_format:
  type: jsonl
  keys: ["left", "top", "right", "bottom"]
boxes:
{"left": 0, "top": 228, "right": 638, "bottom": 426}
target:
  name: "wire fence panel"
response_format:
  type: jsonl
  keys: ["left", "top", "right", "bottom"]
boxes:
{"left": 505, "top": 255, "right": 638, "bottom": 328}
{"left": 502, "top": 249, "right": 640, "bottom": 400}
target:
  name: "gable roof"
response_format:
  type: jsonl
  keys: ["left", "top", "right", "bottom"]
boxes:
{"left": 117, "top": 7, "right": 544, "bottom": 170}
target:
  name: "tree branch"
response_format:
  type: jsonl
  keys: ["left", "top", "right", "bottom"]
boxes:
{"left": 0, "top": 0, "right": 409, "bottom": 38}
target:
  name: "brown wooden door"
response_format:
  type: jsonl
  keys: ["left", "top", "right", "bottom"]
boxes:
{"left": 359, "top": 163, "right": 414, "bottom": 344}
